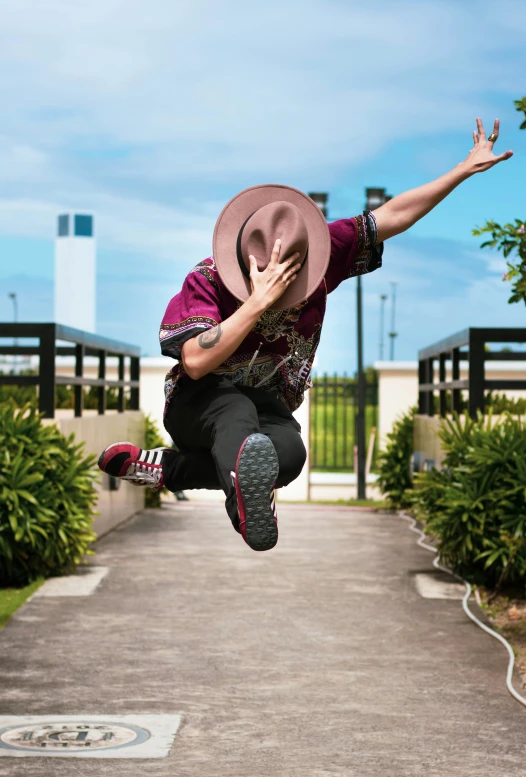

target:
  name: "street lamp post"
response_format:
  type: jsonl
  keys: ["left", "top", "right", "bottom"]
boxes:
{"left": 389, "top": 281, "right": 398, "bottom": 360}
{"left": 8, "top": 292, "right": 18, "bottom": 374}
{"left": 379, "top": 294, "right": 388, "bottom": 360}
{"left": 308, "top": 188, "right": 391, "bottom": 500}
{"left": 356, "top": 188, "right": 392, "bottom": 499}
{"left": 308, "top": 192, "right": 328, "bottom": 219}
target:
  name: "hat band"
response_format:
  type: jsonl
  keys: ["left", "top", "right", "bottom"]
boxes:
{"left": 236, "top": 211, "right": 308, "bottom": 280}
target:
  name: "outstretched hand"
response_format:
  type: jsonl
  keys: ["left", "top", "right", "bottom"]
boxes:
{"left": 461, "top": 118, "right": 513, "bottom": 174}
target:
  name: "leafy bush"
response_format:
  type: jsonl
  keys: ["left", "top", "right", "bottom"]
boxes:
{"left": 144, "top": 414, "right": 172, "bottom": 509}
{"left": 376, "top": 407, "right": 416, "bottom": 508}
{"left": 412, "top": 411, "right": 526, "bottom": 591}
{"left": 0, "top": 403, "right": 98, "bottom": 587}
{"left": 485, "top": 391, "right": 526, "bottom": 415}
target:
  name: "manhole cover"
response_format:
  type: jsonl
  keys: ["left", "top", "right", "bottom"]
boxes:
{"left": 0, "top": 716, "right": 181, "bottom": 759}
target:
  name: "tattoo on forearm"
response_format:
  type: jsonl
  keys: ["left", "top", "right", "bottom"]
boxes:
{"left": 198, "top": 324, "right": 222, "bottom": 349}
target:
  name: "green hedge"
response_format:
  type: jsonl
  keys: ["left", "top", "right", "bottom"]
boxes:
{"left": 376, "top": 407, "right": 416, "bottom": 509}
{"left": 412, "top": 411, "right": 526, "bottom": 591}
{"left": 0, "top": 403, "right": 98, "bottom": 586}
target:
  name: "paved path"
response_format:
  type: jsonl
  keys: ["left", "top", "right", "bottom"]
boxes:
{"left": 1, "top": 502, "right": 526, "bottom": 776}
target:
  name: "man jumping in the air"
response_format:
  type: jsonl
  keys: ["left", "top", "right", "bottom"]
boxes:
{"left": 99, "top": 118, "right": 512, "bottom": 552}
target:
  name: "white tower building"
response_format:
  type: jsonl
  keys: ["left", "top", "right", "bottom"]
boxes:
{"left": 54, "top": 213, "right": 96, "bottom": 332}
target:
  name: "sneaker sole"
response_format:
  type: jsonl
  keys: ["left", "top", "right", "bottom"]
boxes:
{"left": 236, "top": 433, "right": 279, "bottom": 552}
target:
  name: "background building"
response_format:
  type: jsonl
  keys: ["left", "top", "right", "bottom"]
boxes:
{"left": 54, "top": 213, "right": 96, "bottom": 333}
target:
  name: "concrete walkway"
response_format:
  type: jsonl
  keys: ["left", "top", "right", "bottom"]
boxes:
{"left": 1, "top": 502, "right": 526, "bottom": 776}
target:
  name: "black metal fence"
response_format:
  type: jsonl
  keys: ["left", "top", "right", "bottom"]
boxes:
{"left": 418, "top": 327, "right": 526, "bottom": 418}
{"left": 310, "top": 373, "right": 378, "bottom": 471}
{"left": 0, "top": 323, "right": 140, "bottom": 418}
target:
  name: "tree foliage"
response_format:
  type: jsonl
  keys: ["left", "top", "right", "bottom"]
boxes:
{"left": 473, "top": 97, "right": 526, "bottom": 304}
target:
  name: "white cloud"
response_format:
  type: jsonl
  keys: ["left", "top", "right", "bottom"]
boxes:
{"left": 0, "top": 0, "right": 524, "bottom": 214}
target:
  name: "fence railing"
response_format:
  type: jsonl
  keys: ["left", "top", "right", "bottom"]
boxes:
{"left": 418, "top": 327, "right": 526, "bottom": 418}
{"left": 310, "top": 373, "right": 378, "bottom": 471}
{"left": 0, "top": 323, "right": 141, "bottom": 418}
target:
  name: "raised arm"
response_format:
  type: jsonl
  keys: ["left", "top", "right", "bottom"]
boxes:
{"left": 372, "top": 118, "right": 513, "bottom": 243}
{"left": 182, "top": 240, "right": 301, "bottom": 380}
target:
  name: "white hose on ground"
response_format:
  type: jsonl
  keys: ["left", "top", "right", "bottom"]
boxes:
{"left": 398, "top": 511, "right": 526, "bottom": 709}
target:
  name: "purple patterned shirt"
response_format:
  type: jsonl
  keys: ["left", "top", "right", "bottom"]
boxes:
{"left": 160, "top": 213, "right": 383, "bottom": 415}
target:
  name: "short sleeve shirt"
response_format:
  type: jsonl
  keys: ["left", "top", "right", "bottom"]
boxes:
{"left": 160, "top": 212, "right": 383, "bottom": 415}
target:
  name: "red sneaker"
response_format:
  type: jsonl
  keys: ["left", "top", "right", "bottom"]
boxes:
{"left": 98, "top": 442, "right": 168, "bottom": 490}
{"left": 233, "top": 433, "right": 279, "bottom": 551}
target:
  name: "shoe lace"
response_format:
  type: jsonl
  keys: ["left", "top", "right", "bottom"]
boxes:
{"left": 123, "top": 461, "right": 163, "bottom": 488}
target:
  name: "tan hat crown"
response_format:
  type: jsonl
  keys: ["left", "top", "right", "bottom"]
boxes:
{"left": 239, "top": 201, "right": 309, "bottom": 275}
{"left": 212, "top": 183, "right": 331, "bottom": 311}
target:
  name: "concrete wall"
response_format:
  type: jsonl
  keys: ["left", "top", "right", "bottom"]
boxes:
{"left": 375, "top": 359, "right": 526, "bottom": 453}
{"left": 43, "top": 410, "right": 145, "bottom": 538}
{"left": 413, "top": 415, "right": 446, "bottom": 470}
{"left": 375, "top": 361, "right": 419, "bottom": 452}
{"left": 414, "top": 410, "right": 526, "bottom": 473}
{"left": 309, "top": 473, "right": 382, "bottom": 502}
{"left": 55, "top": 356, "right": 171, "bottom": 445}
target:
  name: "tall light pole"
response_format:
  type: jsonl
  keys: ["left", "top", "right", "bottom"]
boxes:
{"left": 379, "top": 294, "right": 388, "bottom": 360}
{"left": 308, "top": 192, "right": 328, "bottom": 219}
{"left": 8, "top": 292, "right": 18, "bottom": 374}
{"left": 389, "top": 281, "right": 398, "bottom": 360}
{"left": 309, "top": 188, "right": 391, "bottom": 500}
{"left": 354, "top": 188, "right": 392, "bottom": 499}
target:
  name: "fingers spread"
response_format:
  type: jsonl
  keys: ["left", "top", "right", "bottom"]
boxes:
{"left": 283, "top": 252, "right": 300, "bottom": 267}
{"left": 270, "top": 239, "right": 281, "bottom": 265}
{"left": 489, "top": 117, "right": 500, "bottom": 145}
{"left": 476, "top": 117, "right": 486, "bottom": 142}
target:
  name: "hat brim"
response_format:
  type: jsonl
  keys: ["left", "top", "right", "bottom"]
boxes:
{"left": 213, "top": 184, "right": 331, "bottom": 311}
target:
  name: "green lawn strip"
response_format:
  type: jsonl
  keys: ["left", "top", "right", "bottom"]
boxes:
{"left": 286, "top": 499, "right": 390, "bottom": 510}
{"left": 0, "top": 578, "right": 45, "bottom": 630}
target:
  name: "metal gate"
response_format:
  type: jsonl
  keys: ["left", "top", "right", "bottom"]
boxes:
{"left": 309, "top": 373, "right": 378, "bottom": 472}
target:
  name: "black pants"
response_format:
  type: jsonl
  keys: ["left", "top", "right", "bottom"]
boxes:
{"left": 162, "top": 374, "right": 307, "bottom": 529}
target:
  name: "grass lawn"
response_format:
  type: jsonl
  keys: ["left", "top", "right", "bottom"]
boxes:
{"left": 0, "top": 578, "right": 44, "bottom": 630}
{"left": 289, "top": 499, "right": 390, "bottom": 509}
{"left": 319, "top": 498, "right": 390, "bottom": 509}
{"left": 310, "top": 402, "right": 378, "bottom": 471}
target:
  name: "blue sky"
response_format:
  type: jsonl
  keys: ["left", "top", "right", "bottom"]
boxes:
{"left": 0, "top": 0, "right": 525, "bottom": 372}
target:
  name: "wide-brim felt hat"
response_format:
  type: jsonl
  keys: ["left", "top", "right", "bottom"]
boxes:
{"left": 213, "top": 184, "right": 331, "bottom": 311}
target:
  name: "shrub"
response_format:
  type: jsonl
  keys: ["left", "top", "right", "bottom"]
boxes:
{"left": 412, "top": 411, "right": 526, "bottom": 591}
{"left": 144, "top": 414, "right": 172, "bottom": 509}
{"left": 0, "top": 403, "right": 98, "bottom": 587}
{"left": 485, "top": 391, "right": 526, "bottom": 415}
{"left": 376, "top": 407, "right": 416, "bottom": 509}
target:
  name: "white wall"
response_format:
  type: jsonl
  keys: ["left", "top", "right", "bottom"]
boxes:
{"left": 375, "top": 361, "right": 419, "bottom": 451}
